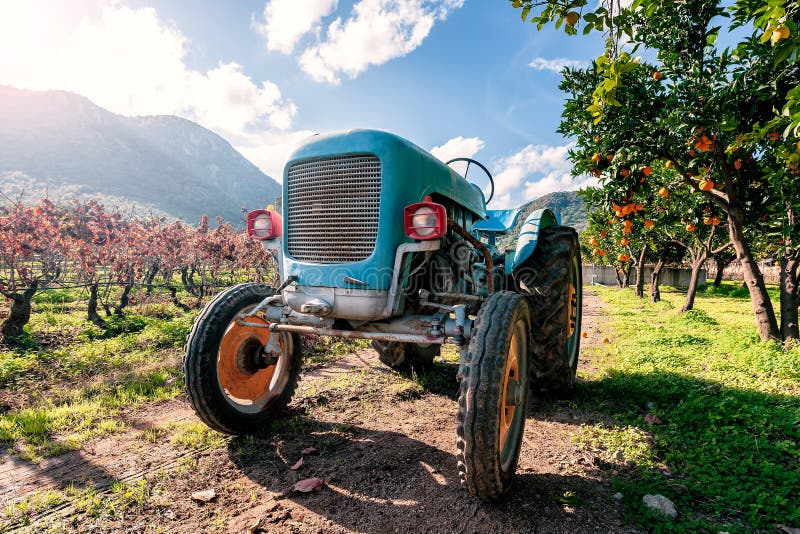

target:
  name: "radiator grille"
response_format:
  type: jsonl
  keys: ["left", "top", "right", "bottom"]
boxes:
{"left": 286, "top": 154, "right": 381, "bottom": 263}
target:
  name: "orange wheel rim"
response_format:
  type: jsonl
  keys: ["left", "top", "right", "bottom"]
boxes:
{"left": 567, "top": 283, "right": 578, "bottom": 337}
{"left": 499, "top": 331, "right": 520, "bottom": 450}
{"left": 217, "top": 316, "right": 277, "bottom": 403}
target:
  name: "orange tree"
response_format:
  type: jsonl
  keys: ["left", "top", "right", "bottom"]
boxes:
{"left": 512, "top": 0, "right": 800, "bottom": 340}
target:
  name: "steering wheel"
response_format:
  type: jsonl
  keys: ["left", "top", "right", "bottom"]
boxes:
{"left": 445, "top": 157, "right": 495, "bottom": 204}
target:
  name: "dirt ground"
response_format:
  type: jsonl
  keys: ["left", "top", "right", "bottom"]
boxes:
{"left": 2, "top": 291, "right": 641, "bottom": 533}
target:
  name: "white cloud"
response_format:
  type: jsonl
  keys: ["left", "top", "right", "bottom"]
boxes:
{"left": 490, "top": 143, "right": 596, "bottom": 209}
{"left": 256, "top": 0, "right": 338, "bottom": 54}
{"left": 0, "top": 1, "right": 297, "bottom": 176}
{"left": 429, "top": 136, "right": 485, "bottom": 163}
{"left": 234, "top": 130, "right": 317, "bottom": 180}
{"left": 528, "top": 57, "right": 588, "bottom": 73}
{"left": 299, "top": 0, "right": 464, "bottom": 84}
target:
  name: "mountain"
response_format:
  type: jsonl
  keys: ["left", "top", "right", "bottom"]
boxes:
{"left": 498, "top": 190, "right": 588, "bottom": 250}
{"left": 0, "top": 86, "right": 281, "bottom": 224}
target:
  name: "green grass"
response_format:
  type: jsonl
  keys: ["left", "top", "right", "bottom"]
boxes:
{"left": 0, "top": 292, "right": 192, "bottom": 461}
{"left": 578, "top": 283, "right": 800, "bottom": 532}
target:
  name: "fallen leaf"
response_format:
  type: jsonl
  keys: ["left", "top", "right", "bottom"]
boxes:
{"left": 301, "top": 447, "right": 317, "bottom": 455}
{"left": 293, "top": 477, "right": 324, "bottom": 493}
{"left": 191, "top": 489, "right": 217, "bottom": 503}
{"left": 644, "top": 414, "right": 662, "bottom": 425}
{"left": 289, "top": 457, "right": 303, "bottom": 470}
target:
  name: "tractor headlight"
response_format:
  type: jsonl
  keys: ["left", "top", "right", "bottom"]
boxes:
{"left": 246, "top": 208, "right": 282, "bottom": 240}
{"left": 252, "top": 213, "right": 273, "bottom": 238}
{"left": 410, "top": 207, "right": 438, "bottom": 237}
{"left": 404, "top": 197, "right": 447, "bottom": 240}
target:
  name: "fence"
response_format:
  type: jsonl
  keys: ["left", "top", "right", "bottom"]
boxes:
{"left": 583, "top": 264, "right": 707, "bottom": 288}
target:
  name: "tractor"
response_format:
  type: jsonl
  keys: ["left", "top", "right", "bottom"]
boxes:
{"left": 184, "top": 129, "right": 582, "bottom": 501}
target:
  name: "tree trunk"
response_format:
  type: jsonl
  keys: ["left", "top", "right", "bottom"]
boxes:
{"left": 728, "top": 210, "right": 779, "bottom": 340}
{"left": 168, "top": 286, "right": 191, "bottom": 311}
{"left": 650, "top": 259, "right": 665, "bottom": 303}
{"left": 114, "top": 283, "right": 133, "bottom": 316}
{"left": 681, "top": 258, "right": 706, "bottom": 313}
{"left": 87, "top": 282, "right": 107, "bottom": 328}
{"left": 713, "top": 258, "right": 725, "bottom": 287}
{"left": 634, "top": 245, "right": 648, "bottom": 298}
{"left": 615, "top": 268, "right": 625, "bottom": 288}
{"left": 0, "top": 283, "right": 38, "bottom": 340}
{"left": 779, "top": 255, "right": 800, "bottom": 341}
{"left": 144, "top": 264, "right": 159, "bottom": 294}
{"left": 181, "top": 266, "right": 199, "bottom": 296}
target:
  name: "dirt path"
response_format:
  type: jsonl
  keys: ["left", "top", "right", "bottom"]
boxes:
{"left": 2, "top": 291, "right": 636, "bottom": 533}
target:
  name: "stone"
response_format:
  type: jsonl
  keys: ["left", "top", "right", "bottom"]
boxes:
{"left": 613, "top": 492, "right": 624, "bottom": 501}
{"left": 190, "top": 489, "right": 217, "bottom": 503}
{"left": 642, "top": 494, "right": 677, "bottom": 520}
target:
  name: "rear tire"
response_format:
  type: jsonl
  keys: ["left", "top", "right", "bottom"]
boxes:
{"left": 515, "top": 226, "right": 582, "bottom": 396}
{"left": 184, "top": 283, "right": 303, "bottom": 435}
{"left": 371, "top": 340, "right": 439, "bottom": 372}
{"left": 456, "top": 291, "right": 531, "bottom": 501}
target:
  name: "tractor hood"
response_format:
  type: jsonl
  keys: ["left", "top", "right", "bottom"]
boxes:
{"left": 280, "top": 130, "right": 487, "bottom": 291}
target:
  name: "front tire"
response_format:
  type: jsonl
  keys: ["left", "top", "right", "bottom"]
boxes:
{"left": 184, "top": 283, "right": 302, "bottom": 435}
{"left": 515, "top": 226, "right": 582, "bottom": 396}
{"left": 456, "top": 291, "right": 531, "bottom": 501}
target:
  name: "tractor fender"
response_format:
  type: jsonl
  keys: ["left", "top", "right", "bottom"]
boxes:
{"left": 510, "top": 209, "right": 559, "bottom": 274}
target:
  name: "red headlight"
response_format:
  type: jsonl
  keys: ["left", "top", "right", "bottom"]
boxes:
{"left": 404, "top": 197, "right": 447, "bottom": 240}
{"left": 247, "top": 208, "right": 282, "bottom": 240}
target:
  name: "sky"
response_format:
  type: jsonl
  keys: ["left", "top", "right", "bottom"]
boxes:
{"left": 0, "top": 0, "right": 607, "bottom": 209}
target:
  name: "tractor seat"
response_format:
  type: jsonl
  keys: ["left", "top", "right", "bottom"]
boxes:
{"left": 473, "top": 209, "right": 523, "bottom": 234}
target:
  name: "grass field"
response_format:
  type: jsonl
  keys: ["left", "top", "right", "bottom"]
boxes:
{"left": 576, "top": 283, "right": 800, "bottom": 532}
{"left": 1, "top": 282, "right": 799, "bottom": 532}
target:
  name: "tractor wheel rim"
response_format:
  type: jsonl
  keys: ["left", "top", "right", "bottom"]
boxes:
{"left": 217, "top": 315, "right": 279, "bottom": 408}
{"left": 499, "top": 328, "right": 521, "bottom": 451}
{"left": 565, "top": 254, "right": 582, "bottom": 367}
{"left": 567, "top": 282, "right": 578, "bottom": 337}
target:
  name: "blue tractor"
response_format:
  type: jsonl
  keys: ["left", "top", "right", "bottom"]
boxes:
{"left": 184, "top": 130, "right": 582, "bottom": 501}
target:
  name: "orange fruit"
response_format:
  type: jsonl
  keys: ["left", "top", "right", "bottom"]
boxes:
{"left": 565, "top": 11, "right": 579, "bottom": 26}
{"left": 653, "top": 72, "right": 663, "bottom": 80}
{"left": 620, "top": 168, "right": 630, "bottom": 177}
{"left": 665, "top": 160, "right": 675, "bottom": 169}
{"left": 592, "top": 152, "right": 602, "bottom": 162}
{"left": 602, "top": 337, "right": 610, "bottom": 344}
{"left": 581, "top": 331, "right": 588, "bottom": 338}
{"left": 734, "top": 159, "right": 742, "bottom": 170}
{"left": 642, "top": 166, "right": 652, "bottom": 176}
{"left": 644, "top": 219, "right": 654, "bottom": 228}
{"left": 699, "top": 179, "right": 714, "bottom": 191}
{"left": 607, "top": 153, "right": 615, "bottom": 162}
{"left": 600, "top": 230, "right": 607, "bottom": 237}
{"left": 594, "top": 135, "right": 601, "bottom": 143}
{"left": 775, "top": 25, "right": 790, "bottom": 40}
{"left": 620, "top": 237, "right": 629, "bottom": 245}
{"left": 590, "top": 237, "right": 598, "bottom": 246}
{"left": 618, "top": 253, "right": 630, "bottom": 262}
{"left": 658, "top": 187, "right": 669, "bottom": 197}
{"left": 712, "top": 217, "right": 721, "bottom": 225}
{"left": 686, "top": 223, "right": 696, "bottom": 232}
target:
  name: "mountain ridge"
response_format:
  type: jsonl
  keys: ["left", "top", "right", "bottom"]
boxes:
{"left": 0, "top": 85, "right": 281, "bottom": 224}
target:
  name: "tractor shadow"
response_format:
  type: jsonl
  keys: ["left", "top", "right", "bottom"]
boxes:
{"left": 228, "top": 415, "right": 624, "bottom": 533}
